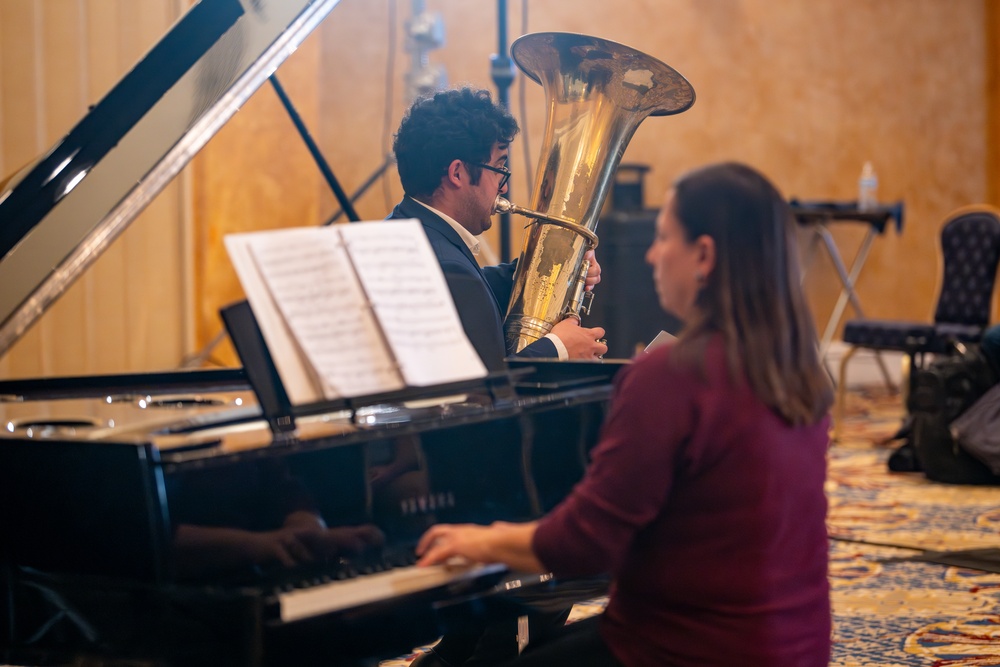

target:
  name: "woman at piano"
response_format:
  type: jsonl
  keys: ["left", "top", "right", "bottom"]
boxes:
{"left": 416, "top": 162, "right": 834, "bottom": 667}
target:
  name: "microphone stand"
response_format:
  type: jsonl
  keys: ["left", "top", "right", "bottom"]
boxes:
{"left": 323, "top": 154, "right": 395, "bottom": 225}
{"left": 491, "top": 0, "right": 516, "bottom": 262}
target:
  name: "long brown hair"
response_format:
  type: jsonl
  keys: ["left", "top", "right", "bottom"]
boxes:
{"left": 670, "top": 162, "right": 833, "bottom": 426}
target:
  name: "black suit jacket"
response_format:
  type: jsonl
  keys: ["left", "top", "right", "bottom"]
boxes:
{"left": 388, "top": 196, "right": 557, "bottom": 370}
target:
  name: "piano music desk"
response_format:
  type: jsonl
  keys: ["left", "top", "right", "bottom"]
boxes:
{"left": 792, "top": 200, "right": 904, "bottom": 386}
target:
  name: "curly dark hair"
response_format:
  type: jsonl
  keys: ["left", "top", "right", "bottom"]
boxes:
{"left": 393, "top": 87, "right": 519, "bottom": 198}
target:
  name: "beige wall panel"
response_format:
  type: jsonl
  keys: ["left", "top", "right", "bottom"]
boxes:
{"left": 122, "top": 190, "right": 185, "bottom": 369}
{"left": 0, "top": 0, "right": 41, "bottom": 170}
{"left": 315, "top": 0, "right": 402, "bottom": 224}
{"left": 988, "top": 0, "right": 1000, "bottom": 325}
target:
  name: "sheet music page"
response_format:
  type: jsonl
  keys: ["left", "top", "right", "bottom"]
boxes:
{"left": 644, "top": 330, "right": 677, "bottom": 353}
{"left": 245, "top": 228, "right": 404, "bottom": 399}
{"left": 340, "top": 220, "right": 488, "bottom": 386}
{"left": 227, "top": 228, "right": 404, "bottom": 403}
{"left": 224, "top": 233, "right": 323, "bottom": 405}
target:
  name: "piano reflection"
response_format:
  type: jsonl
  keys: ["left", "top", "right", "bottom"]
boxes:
{"left": 0, "top": 1, "right": 622, "bottom": 665}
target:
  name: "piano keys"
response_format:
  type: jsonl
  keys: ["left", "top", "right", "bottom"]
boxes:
{"left": 275, "top": 561, "right": 508, "bottom": 623}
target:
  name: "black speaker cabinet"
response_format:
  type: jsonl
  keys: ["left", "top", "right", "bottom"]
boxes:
{"left": 582, "top": 209, "right": 682, "bottom": 359}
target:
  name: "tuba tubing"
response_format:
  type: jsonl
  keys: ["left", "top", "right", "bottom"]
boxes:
{"left": 493, "top": 195, "right": 598, "bottom": 249}
{"left": 501, "top": 32, "right": 695, "bottom": 354}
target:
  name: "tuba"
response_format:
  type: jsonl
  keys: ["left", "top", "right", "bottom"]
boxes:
{"left": 497, "top": 33, "right": 695, "bottom": 353}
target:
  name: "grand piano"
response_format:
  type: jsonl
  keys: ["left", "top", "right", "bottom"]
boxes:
{"left": 0, "top": 1, "right": 621, "bottom": 664}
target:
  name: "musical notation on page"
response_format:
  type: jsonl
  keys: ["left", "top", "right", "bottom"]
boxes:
{"left": 341, "top": 222, "right": 487, "bottom": 387}
{"left": 224, "top": 220, "right": 487, "bottom": 405}
{"left": 245, "top": 229, "right": 400, "bottom": 400}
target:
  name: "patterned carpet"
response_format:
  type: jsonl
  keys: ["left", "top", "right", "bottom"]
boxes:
{"left": 828, "top": 387, "right": 1000, "bottom": 666}
{"left": 384, "top": 387, "right": 1000, "bottom": 666}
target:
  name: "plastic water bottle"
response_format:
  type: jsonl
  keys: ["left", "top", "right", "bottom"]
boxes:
{"left": 858, "top": 161, "right": 878, "bottom": 212}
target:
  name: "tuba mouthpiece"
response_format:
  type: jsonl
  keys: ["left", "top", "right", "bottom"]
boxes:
{"left": 492, "top": 195, "right": 515, "bottom": 215}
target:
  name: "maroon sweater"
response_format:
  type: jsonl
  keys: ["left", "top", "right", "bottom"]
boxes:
{"left": 533, "top": 339, "right": 831, "bottom": 666}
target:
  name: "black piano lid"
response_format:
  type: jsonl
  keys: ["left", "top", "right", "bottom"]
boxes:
{"left": 0, "top": 0, "right": 344, "bottom": 356}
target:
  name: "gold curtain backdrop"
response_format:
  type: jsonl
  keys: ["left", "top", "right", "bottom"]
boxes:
{"left": 0, "top": 0, "right": 994, "bottom": 377}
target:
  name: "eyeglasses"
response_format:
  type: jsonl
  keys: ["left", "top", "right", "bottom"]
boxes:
{"left": 473, "top": 162, "right": 511, "bottom": 191}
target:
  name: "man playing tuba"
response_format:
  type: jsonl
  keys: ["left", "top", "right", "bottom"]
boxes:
{"left": 387, "top": 86, "right": 607, "bottom": 371}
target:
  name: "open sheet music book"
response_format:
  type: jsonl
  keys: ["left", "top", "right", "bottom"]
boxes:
{"left": 225, "top": 220, "right": 487, "bottom": 405}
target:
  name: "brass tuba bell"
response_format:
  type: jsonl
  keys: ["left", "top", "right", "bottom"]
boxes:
{"left": 497, "top": 32, "right": 695, "bottom": 354}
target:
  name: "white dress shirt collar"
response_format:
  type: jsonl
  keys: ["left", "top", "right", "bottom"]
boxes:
{"left": 411, "top": 198, "right": 480, "bottom": 256}
{"left": 409, "top": 198, "right": 568, "bottom": 361}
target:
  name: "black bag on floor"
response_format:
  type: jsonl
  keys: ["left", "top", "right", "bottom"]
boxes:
{"left": 909, "top": 345, "right": 1000, "bottom": 485}
{"left": 952, "top": 383, "right": 1000, "bottom": 475}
